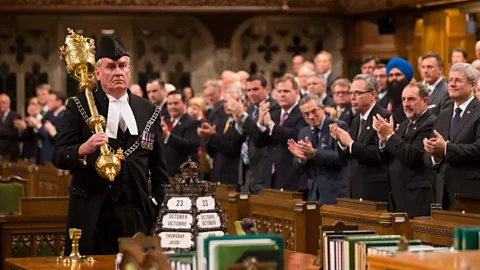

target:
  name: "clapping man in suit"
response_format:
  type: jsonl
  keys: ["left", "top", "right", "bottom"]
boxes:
{"left": 252, "top": 75, "right": 308, "bottom": 192}
{"left": 0, "top": 93, "right": 21, "bottom": 161}
{"left": 231, "top": 74, "right": 280, "bottom": 194}
{"left": 373, "top": 64, "right": 389, "bottom": 109}
{"left": 314, "top": 51, "right": 340, "bottom": 95}
{"left": 420, "top": 52, "right": 452, "bottom": 115}
{"left": 423, "top": 63, "right": 480, "bottom": 210}
{"left": 386, "top": 57, "right": 412, "bottom": 124}
{"left": 331, "top": 79, "right": 355, "bottom": 127}
{"left": 162, "top": 90, "right": 201, "bottom": 178}
{"left": 146, "top": 78, "right": 169, "bottom": 121}
{"left": 330, "top": 74, "right": 392, "bottom": 202}
{"left": 288, "top": 95, "right": 348, "bottom": 204}
{"left": 37, "top": 92, "right": 65, "bottom": 164}
{"left": 14, "top": 97, "right": 43, "bottom": 162}
{"left": 374, "top": 82, "right": 435, "bottom": 217}
{"left": 197, "top": 87, "right": 244, "bottom": 185}
{"left": 203, "top": 80, "right": 224, "bottom": 123}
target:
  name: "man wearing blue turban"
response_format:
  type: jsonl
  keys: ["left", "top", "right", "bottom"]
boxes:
{"left": 386, "top": 57, "right": 413, "bottom": 124}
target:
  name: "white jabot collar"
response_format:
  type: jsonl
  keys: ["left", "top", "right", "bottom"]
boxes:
{"left": 105, "top": 92, "right": 138, "bottom": 139}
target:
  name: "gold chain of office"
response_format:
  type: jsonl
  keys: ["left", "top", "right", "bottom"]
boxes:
{"left": 70, "top": 96, "right": 160, "bottom": 157}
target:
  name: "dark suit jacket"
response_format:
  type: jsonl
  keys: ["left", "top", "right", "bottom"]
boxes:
{"left": 164, "top": 113, "right": 201, "bottom": 177}
{"left": 252, "top": 104, "right": 308, "bottom": 191}
{"left": 339, "top": 103, "right": 392, "bottom": 202}
{"left": 338, "top": 104, "right": 355, "bottom": 128}
{"left": 295, "top": 117, "right": 348, "bottom": 205}
{"left": 423, "top": 97, "right": 480, "bottom": 209}
{"left": 322, "top": 95, "right": 336, "bottom": 108}
{"left": 53, "top": 89, "right": 169, "bottom": 255}
{"left": 378, "top": 93, "right": 389, "bottom": 109}
{"left": 159, "top": 103, "right": 169, "bottom": 123}
{"left": 392, "top": 102, "right": 407, "bottom": 125}
{"left": 38, "top": 109, "right": 65, "bottom": 165}
{"left": 428, "top": 78, "right": 452, "bottom": 115}
{"left": 0, "top": 110, "right": 21, "bottom": 161}
{"left": 326, "top": 72, "right": 340, "bottom": 96}
{"left": 234, "top": 98, "right": 280, "bottom": 194}
{"left": 206, "top": 101, "right": 224, "bottom": 124}
{"left": 381, "top": 110, "right": 435, "bottom": 218}
{"left": 207, "top": 114, "right": 243, "bottom": 185}
{"left": 20, "top": 124, "right": 39, "bottom": 161}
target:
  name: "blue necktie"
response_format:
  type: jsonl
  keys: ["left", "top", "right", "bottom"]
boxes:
{"left": 241, "top": 106, "right": 258, "bottom": 165}
{"left": 449, "top": 107, "right": 462, "bottom": 139}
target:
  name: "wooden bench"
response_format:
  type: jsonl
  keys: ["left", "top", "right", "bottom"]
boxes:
{"left": 410, "top": 194, "right": 480, "bottom": 247}
{"left": 227, "top": 192, "right": 320, "bottom": 255}
{"left": 214, "top": 183, "right": 237, "bottom": 226}
{"left": 1, "top": 161, "right": 71, "bottom": 197}
{"left": 320, "top": 198, "right": 412, "bottom": 239}
{"left": 30, "top": 163, "right": 70, "bottom": 197}
{"left": 411, "top": 210, "right": 480, "bottom": 247}
{"left": 2, "top": 160, "right": 33, "bottom": 180}
{"left": 0, "top": 197, "right": 68, "bottom": 270}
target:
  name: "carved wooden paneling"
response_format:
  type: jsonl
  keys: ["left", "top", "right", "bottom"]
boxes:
{"left": 284, "top": 219, "right": 295, "bottom": 250}
{"left": 0, "top": 0, "right": 449, "bottom": 14}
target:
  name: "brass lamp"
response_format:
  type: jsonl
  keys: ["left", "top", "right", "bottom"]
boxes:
{"left": 60, "top": 28, "right": 124, "bottom": 181}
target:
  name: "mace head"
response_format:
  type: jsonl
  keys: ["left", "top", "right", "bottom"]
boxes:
{"left": 59, "top": 28, "right": 96, "bottom": 82}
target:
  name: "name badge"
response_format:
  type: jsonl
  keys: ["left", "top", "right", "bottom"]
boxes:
{"left": 141, "top": 131, "right": 154, "bottom": 150}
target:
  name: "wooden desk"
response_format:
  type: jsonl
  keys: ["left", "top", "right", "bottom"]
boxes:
{"left": 366, "top": 250, "right": 480, "bottom": 270}
{"left": 320, "top": 204, "right": 412, "bottom": 239}
{"left": 411, "top": 210, "right": 480, "bottom": 246}
{"left": 5, "top": 251, "right": 318, "bottom": 270}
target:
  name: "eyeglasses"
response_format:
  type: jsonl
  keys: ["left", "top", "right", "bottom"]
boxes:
{"left": 334, "top": 91, "right": 350, "bottom": 96}
{"left": 448, "top": 79, "right": 468, "bottom": 85}
{"left": 302, "top": 108, "right": 321, "bottom": 117}
{"left": 348, "top": 90, "right": 373, "bottom": 97}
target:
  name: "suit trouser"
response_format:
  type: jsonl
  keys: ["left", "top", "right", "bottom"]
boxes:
{"left": 93, "top": 194, "right": 145, "bottom": 255}
{"left": 239, "top": 164, "right": 263, "bottom": 194}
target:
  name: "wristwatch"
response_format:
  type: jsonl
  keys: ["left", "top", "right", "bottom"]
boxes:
{"left": 268, "top": 120, "right": 275, "bottom": 129}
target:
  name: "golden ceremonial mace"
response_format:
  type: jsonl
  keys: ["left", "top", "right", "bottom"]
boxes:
{"left": 60, "top": 29, "right": 124, "bottom": 181}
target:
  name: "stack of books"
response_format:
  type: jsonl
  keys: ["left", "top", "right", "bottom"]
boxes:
{"left": 322, "top": 230, "right": 450, "bottom": 270}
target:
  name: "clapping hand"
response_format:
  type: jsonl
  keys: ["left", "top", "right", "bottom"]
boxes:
{"left": 423, "top": 130, "right": 447, "bottom": 162}
{"left": 197, "top": 122, "right": 216, "bottom": 138}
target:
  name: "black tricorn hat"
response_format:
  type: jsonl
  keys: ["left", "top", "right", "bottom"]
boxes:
{"left": 95, "top": 35, "right": 129, "bottom": 62}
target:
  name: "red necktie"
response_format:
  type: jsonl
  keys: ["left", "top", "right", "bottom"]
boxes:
{"left": 387, "top": 102, "right": 393, "bottom": 111}
{"left": 280, "top": 111, "right": 288, "bottom": 126}
{"left": 167, "top": 121, "right": 174, "bottom": 132}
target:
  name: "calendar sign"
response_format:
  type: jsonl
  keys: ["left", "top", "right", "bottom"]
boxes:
{"left": 167, "top": 197, "right": 192, "bottom": 211}
{"left": 196, "top": 196, "right": 215, "bottom": 211}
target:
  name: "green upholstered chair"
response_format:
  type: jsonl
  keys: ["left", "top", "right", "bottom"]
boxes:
{"left": 0, "top": 176, "right": 26, "bottom": 213}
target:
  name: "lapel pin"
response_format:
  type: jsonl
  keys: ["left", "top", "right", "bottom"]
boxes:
{"left": 467, "top": 111, "right": 470, "bottom": 114}
{"left": 414, "top": 127, "right": 417, "bottom": 130}
{"left": 367, "top": 126, "right": 370, "bottom": 130}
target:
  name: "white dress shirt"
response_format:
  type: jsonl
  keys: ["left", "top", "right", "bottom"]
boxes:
{"left": 426, "top": 77, "right": 443, "bottom": 96}
{"left": 339, "top": 103, "right": 375, "bottom": 153}
{"left": 431, "top": 95, "right": 475, "bottom": 165}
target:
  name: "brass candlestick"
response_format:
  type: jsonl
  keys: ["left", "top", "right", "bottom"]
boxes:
{"left": 60, "top": 28, "right": 124, "bottom": 181}
{"left": 57, "top": 228, "right": 94, "bottom": 263}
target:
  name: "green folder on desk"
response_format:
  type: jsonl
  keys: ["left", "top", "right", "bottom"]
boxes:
{"left": 202, "top": 234, "right": 284, "bottom": 270}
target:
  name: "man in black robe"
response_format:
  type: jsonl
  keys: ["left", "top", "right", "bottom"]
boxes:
{"left": 53, "top": 35, "right": 168, "bottom": 255}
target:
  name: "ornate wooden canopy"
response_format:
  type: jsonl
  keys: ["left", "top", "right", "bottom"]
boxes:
{"left": 0, "top": 0, "right": 475, "bottom": 14}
